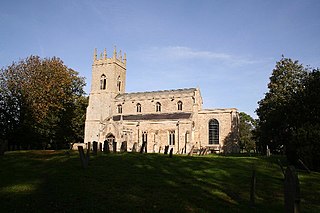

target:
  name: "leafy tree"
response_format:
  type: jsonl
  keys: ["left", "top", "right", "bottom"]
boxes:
{"left": 256, "top": 57, "right": 307, "bottom": 155}
{"left": 239, "top": 112, "right": 256, "bottom": 153}
{"left": 0, "top": 56, "right": 86, "bottom": 149}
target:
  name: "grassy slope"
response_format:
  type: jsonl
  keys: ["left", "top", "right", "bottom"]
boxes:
{"left": 0, "top": 151, "right": 319, "bottom": 212}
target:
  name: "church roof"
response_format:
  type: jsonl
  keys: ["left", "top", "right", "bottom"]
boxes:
{"left": 112, "top": 112, "right": 192, "bottom": 121}
{"left": 115, "top": 88, "right": 197, "bottom": 100}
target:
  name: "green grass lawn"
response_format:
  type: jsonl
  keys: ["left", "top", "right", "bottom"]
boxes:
{"left": 0, "top": 151, "right": 319, "bottom": 212}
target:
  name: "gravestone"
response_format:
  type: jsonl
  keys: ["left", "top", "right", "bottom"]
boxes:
{"left": 78, "top": 142, "right": 90, "bottom": 169}
{"left": 113, "top": 141, "right": 117, "bottom": 153}
{"left": 164, "top": 145, "right": 169, "bottom": 154}
{"left": 284, "top": 166, "right": 300, "bottom": 213}
{"left": 92, "top": 141, "right": 98, "bottom": 155}
{"left": 120, "top": 141, "right": 127, "bottom": 152}
{"left": 99, "top": 143, "right": 103, "bottom": 152}
{"left": 266, "top": 145, "right": 271, "bottom": 157}
{"left": 188, "top": 145, "right": 195, "bottom": 156}
{"left": 250, "top": 167, "right": 256, "bottom": 206}
{"left": 140, "top": 142, "right": 147, "bottom": 153}
{"left": 103, "top": 140, "right": 110, "bottom": 153}
{"left": 169, "top": 148, "right": 173, "bottom": 158}
{"left": 132, "top": 142, "right": 138, "bottom": 152}
{"left": 158, "top": 146, "right": 162, "bottom": 153}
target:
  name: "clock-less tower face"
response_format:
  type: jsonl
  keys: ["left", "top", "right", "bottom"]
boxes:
{"left": 84, "top": 47, "right": 126, "bottom": 143}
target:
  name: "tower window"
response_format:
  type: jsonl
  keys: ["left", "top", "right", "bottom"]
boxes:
{"left": 117, "top": 76, "right": 121, "bottom": 92}
{"left": 169, "top": 130, "right": 175, "bottom": 145}
{"left": 117, "top": 104, "right": 122, "bottom": 114}
{"left": 156, "top": 102, "right": 161, "bottom": 112}
{"left": 209, "top": 119, "right": 219, "bottom": 144}
{"left": 177, "top": 101, "right": 182, "bottom": 111}
{"left": 136, "top": 103, "right": 141, "bottom": 113}
{"left": 100, "top": 74, "right": 106, "bottom": 90}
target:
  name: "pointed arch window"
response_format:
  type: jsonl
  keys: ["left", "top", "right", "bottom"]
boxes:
{"left": 209, "top": 119, "right": 219, "bottom": 144}
{"left": 117, "top": 76, "right": 121, "bottom": 92}
{"left": 136, "top": 103, "right": 141, "bottom": 113}
{"left": 100, "top": 74, "right": 106, "bottom": 90}
{"left": 117, "top": 104, "right": 122, "bottom": 114}
{"left": 177, "top": 101, "right": 183, "bottom": 111}
{"left": 156, "top": 102, "right": 161, "bottom": 112}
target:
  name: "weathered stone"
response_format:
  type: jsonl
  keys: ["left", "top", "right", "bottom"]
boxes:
{"left": 132, "top": 142, "right": 137, "bottom": 152}
{"left": 120, "top": 141, "right": 127, "bottom": 152}
{"left": 169, "top": 148, "right": 173, "bottom": 158}
{"left": 112, "top": 141, "right": 117, "bottom": 153}
{"left": 103, "top": 140, "right": 110, "bottom": 153}
{"left": 164, "top": 145, "right": 169, "bottom": 154}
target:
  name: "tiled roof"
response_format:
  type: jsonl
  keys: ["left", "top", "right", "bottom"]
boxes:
{"left": 112, "top": 112, "right": 192, "bottom": 121}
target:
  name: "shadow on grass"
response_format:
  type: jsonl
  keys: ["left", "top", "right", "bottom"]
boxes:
{"left": 0, "top": 151, "right": 319, "bottom": 212}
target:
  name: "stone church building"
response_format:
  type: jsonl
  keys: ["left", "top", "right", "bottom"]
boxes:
{"left": 84, "top": 47, "right": 239, "bottom": 154}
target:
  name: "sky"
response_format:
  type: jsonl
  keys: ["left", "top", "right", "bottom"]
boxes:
{"left": 1, "top": 0, "right": 320, "bottom": 118}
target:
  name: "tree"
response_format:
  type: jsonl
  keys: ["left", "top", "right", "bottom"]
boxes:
{"left": 256, "top": 57, "right": 307, "bottom": 155}
{"left": 239, "top": 112, "right": 256, "bottom": 153}
{"left": 0, "top": 56, "right": 86, "bottom": 149}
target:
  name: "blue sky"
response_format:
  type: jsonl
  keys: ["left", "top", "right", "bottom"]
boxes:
{"left": 1, "top": 0, "right": 320, "bottom": 118}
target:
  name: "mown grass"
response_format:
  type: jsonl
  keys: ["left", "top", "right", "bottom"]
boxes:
{"left": 0, "top": 151, "right": 319, "bottom": 212}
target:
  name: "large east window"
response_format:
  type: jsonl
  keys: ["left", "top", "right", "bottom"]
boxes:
{"left": 209, "top": 119, "right": 219, "bottom": 144}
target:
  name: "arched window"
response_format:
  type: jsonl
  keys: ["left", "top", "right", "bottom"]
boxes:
{"left": 117, "top": 76, "right": 121, "bottom": 92}
{"left": 100, "top": 74, "right": 106, "bottom": 90}
{"left": 156, "top": 102, "right": 161, "bottom": 112}
{"left": 117, "top": 104, "right": 122, "bottom": 114}
{"left": 209, "top": 119, "right": 219, "bottom": 144}
{"left": 169, "top": 130, "right": 175, "bottom": 145}
{"left": 177, "top": 101, "right": 182, "bottom": 111}
{"left": 136, "top": 103, "right": 141, "bottom": 113}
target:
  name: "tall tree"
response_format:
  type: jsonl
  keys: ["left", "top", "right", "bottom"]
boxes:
{"left": 0, "top": 56, "right": 86, "bottom": 149}
{"left": 256, "top": 57, "right": 307, "bottom": 155}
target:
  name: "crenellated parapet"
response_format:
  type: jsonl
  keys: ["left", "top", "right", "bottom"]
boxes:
{"left": 93, "top": 46, "right": 126, "bottom": 68}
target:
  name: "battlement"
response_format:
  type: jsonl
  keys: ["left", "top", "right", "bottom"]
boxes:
{"left": 93, "top": 46, "right": 126, "bottom": 67}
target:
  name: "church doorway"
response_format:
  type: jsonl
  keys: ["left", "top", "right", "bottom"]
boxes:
{"left": 106, "top": 133, "right": 116, "bottom": 152}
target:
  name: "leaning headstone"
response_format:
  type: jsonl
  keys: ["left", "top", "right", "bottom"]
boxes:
{"left": 78, "top": 143, "right": 90, "bottom": 169}
{"left": 113, "top": 141, "right": 117, "bottom": 153}
{"left": 169, "top": 148, "right": 173, "bottom": 158}
{"left": 132, "top": 142, "right": 138, "bottom": 152}
{"left": 164, "top": 145, "right": 169, "bottom": 154}
{"left": 120, "top": 141, "right": 127, "bottom": 152}
{"left": 188, "top": 145, "right": 195, "bottom": 156}
{"left": 158, "top": 146, "right": 162, "bottom": 153}
{"left": 284, "top": 166, "right": 300, "bottom": 213}
{"left": 92, "top": 141, "right": 98, "bottom": 155}
{"left": 103, "top": 140, "right": 110, "bottom": 153}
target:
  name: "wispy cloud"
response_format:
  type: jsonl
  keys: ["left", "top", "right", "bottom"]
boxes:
{"left": 140, "top": 46, "right": 266, "bottom": 66}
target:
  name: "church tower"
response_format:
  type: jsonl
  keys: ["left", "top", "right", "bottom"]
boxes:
{"left": 84, "top": 47, "right": 127, "bottom": 143}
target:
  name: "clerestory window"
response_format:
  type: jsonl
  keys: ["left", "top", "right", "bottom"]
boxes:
{"left": 136, "top": 103, "right": 141, "bottom": 113}
{"left": 117, "top": 104, "right": 122, "bottom": 114}
{"left": 156, "top": 102, "right": 161, "bottom": 112}
{"left": 177, "top": 101, "right": 182, "bottom": 111}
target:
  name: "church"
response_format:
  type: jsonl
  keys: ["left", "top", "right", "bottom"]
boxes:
{"left": 84, "top": 47, "right": 239, "bottom": 154}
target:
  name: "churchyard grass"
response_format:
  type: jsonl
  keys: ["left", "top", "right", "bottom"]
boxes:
{"left": 0, "top": 150, "right": 319, "bottom": 212}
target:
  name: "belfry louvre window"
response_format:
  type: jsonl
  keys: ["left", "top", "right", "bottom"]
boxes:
{"left": 117, "top": 104, "right": 122, "bottom": 114}
{"left": 156, "top": 102, "right": 161, "bottom": 112}
{"left": 136, "top": 103, "right": 141, "bottom": 113}
{"left": 169, "top": 130, "right": 175, "bottom": 145}
{"left": 117, "top": 76, "right": 121, "bottom": 92}
{"left": 100, "top": 74, "right": 106, "bottom": 90}
{"left": 209, "top": 119, "right": 219, "bottom": 144}
{"left": 177, "top": 101, "right": 182, "bottom": 111}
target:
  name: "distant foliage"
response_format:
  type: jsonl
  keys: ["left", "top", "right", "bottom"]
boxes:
{"left": 0, "top": 56, "right": 87, "bottom": 149}
{"left": 239, "top": 112, "right": 256, "bottom": 153}
{"left": 256, "top": 57, "right": 320, "bottom": 170}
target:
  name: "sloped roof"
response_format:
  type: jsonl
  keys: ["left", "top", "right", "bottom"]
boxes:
{"left": 115, "top": 88, "right": 197, "bottom": 100}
